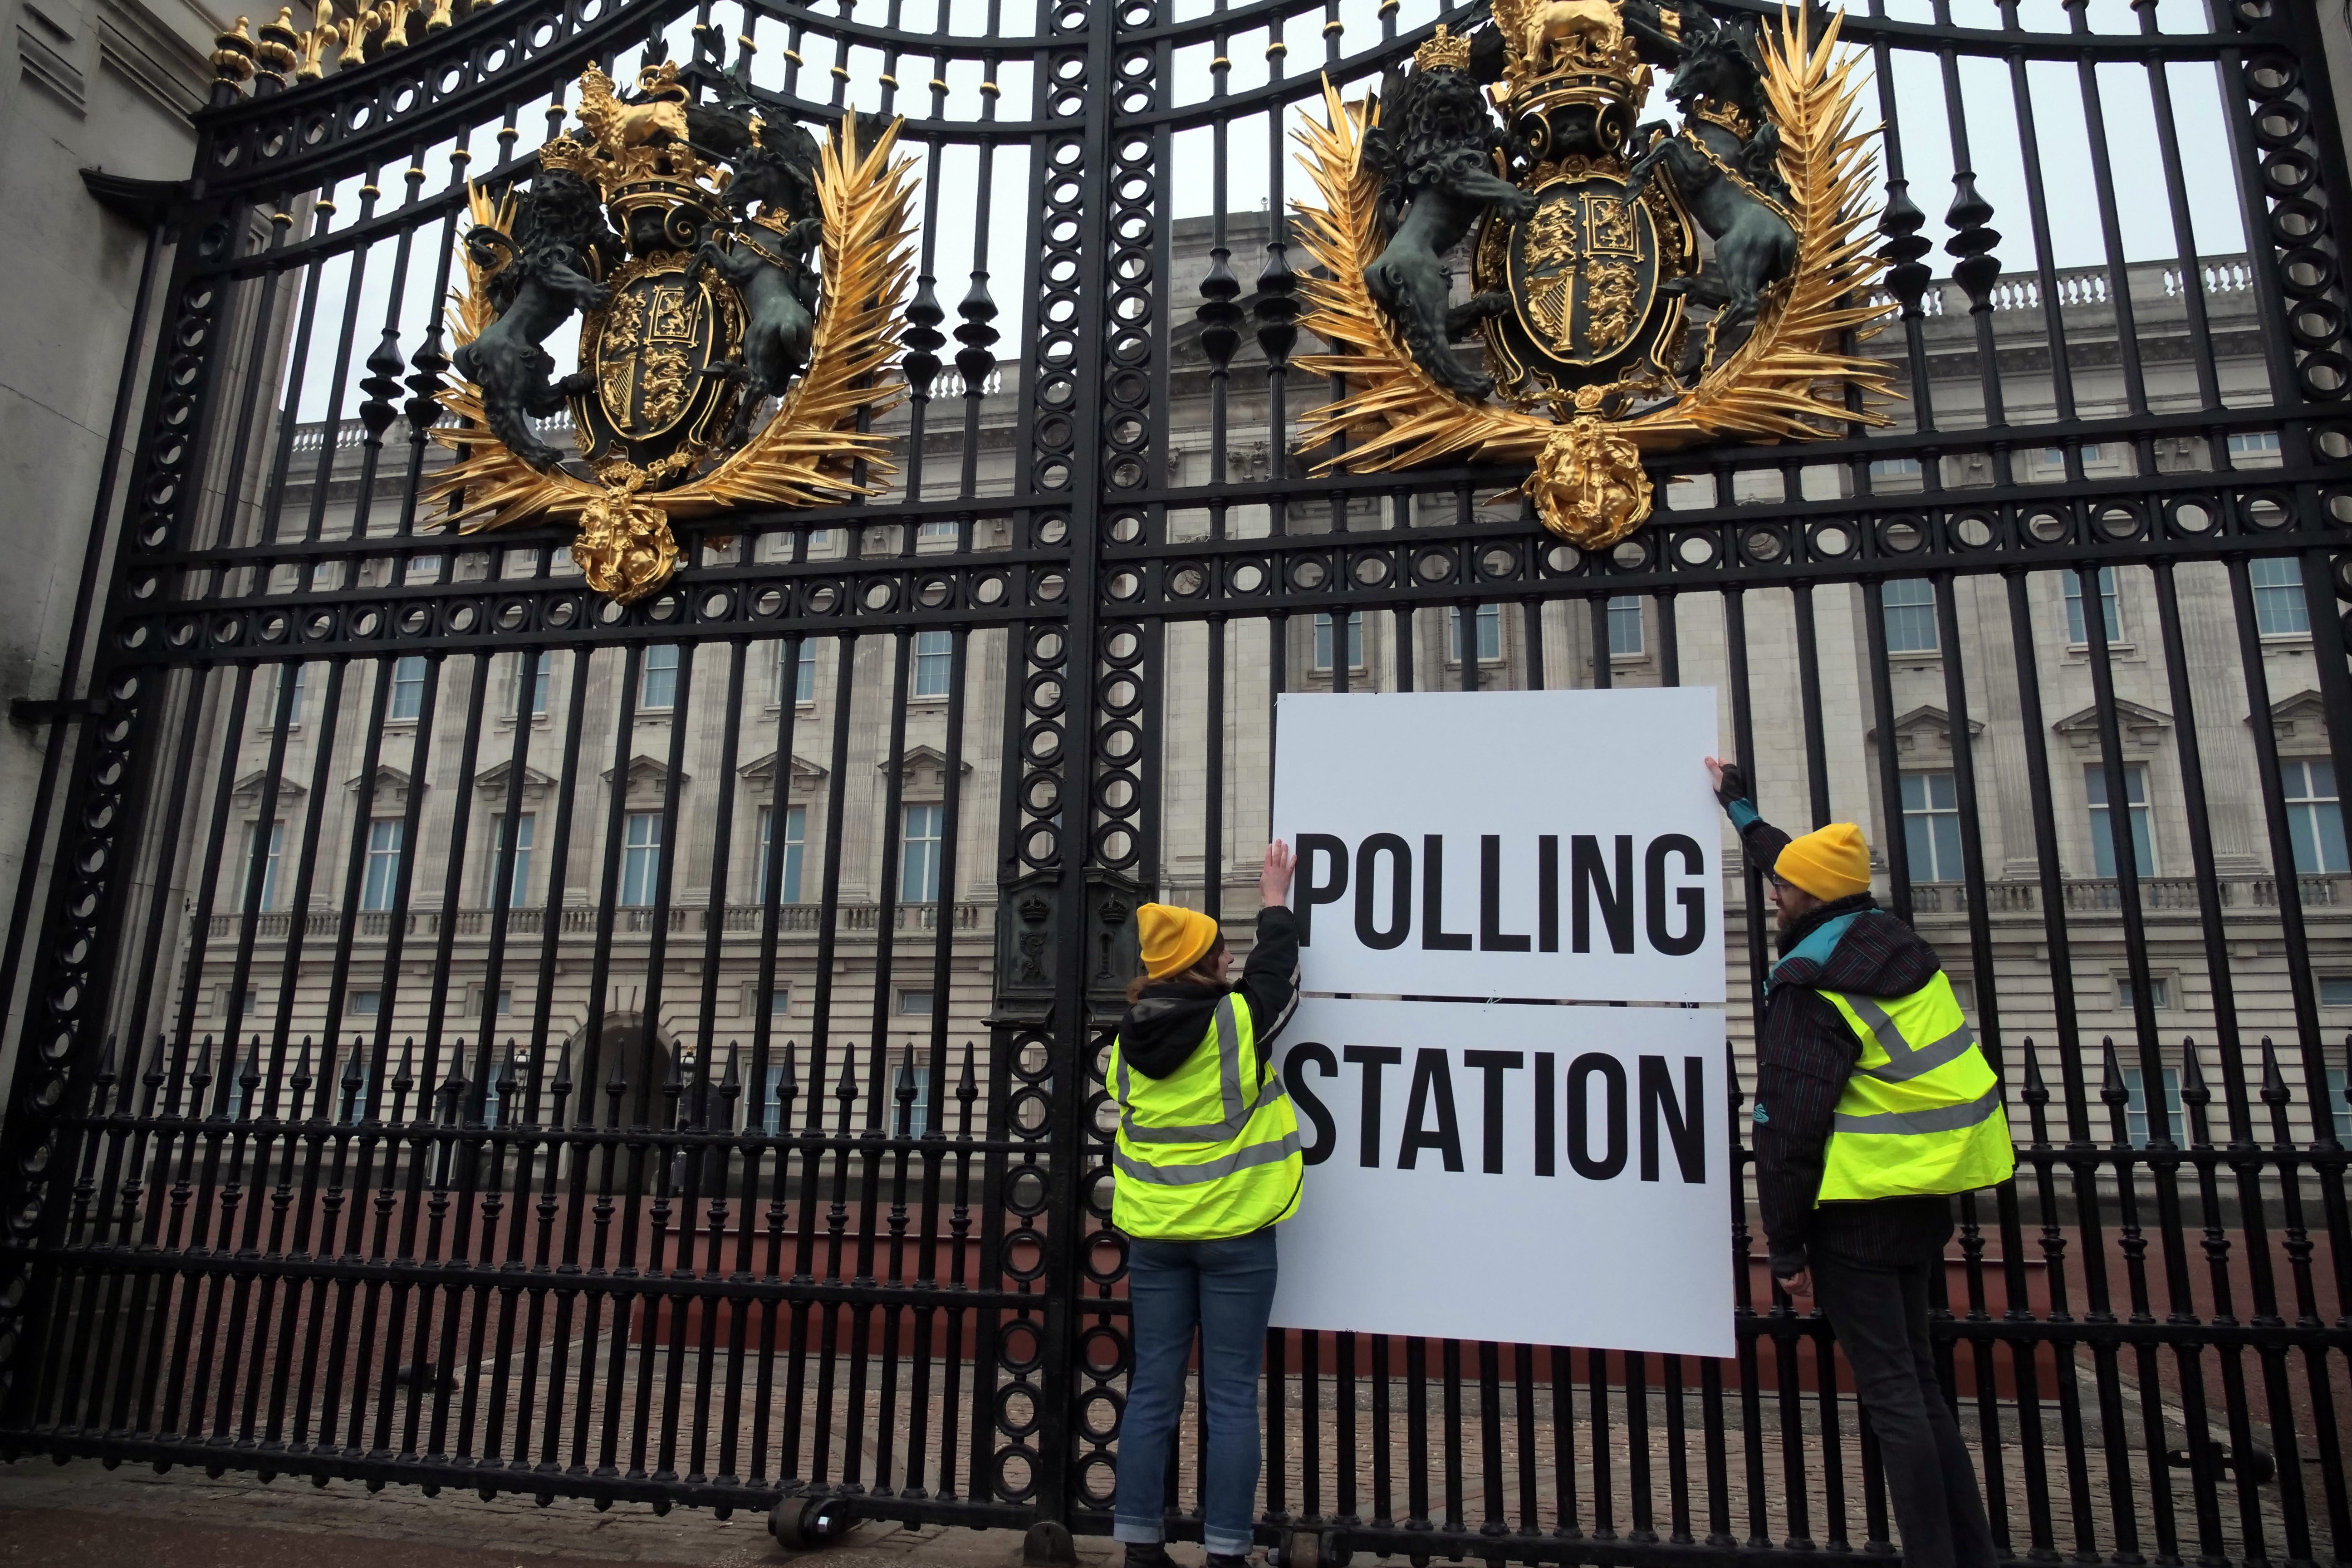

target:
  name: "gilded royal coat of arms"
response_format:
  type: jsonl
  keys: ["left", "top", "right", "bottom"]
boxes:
{"left": 427, "top": 59, "right": 916, "bottom": 602}
{"left": 1295, "top": 0, "right": 1894, "bottom": 547}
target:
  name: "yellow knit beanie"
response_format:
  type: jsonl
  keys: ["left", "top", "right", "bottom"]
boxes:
{"left": 1774, "top": 823, "right": 1873, "bottom": 902}
{"left": 1137, "top": 902, "right": 1220, "bottom": 980}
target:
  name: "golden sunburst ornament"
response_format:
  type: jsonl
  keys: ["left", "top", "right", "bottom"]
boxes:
{"left": 1293, "top": 2, "right": 1896, "bottom": 548}
{"left": 426, "top": 88, "right": 917, "bottom": 603}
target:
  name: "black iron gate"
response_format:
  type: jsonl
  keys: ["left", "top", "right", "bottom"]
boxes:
{"left": 4, "top": 0, "right": 2352, "bottom": 1562}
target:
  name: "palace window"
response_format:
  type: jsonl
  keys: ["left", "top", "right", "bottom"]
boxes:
{"left": 777, "top": 641, "right": 818, "bottom": 704}
{"left": 1313, "top": 612, "right": 1363, "bottom": 671}
{"left": 360, "top": 819, "right": 405, "bottom": 910}
{"left": 761, "top": 1059, "right": 791, "bottom": 1135}
{"left": 1448, "top": 604, "right": 1502, "bottom": 662}
{"left": 2085, "top": 764, "right": 2154, "bottom": 878}
{"left": 892, "top": 1053, "right": 932, "bottom": 1136}
{"left": 1882, "top": 578, "right": 1938, "bottom": 654}
{"left": 242, "top": 819, "right": 284, "bottom": 911}
{"left": 2282, "top": 758, "right": 2347, "bottom": 875}
{"left": 2251, "top": 558, "right": 2310, "bottom": 636}
{"left": 266, "top": 664, "right": 307, "bottom": 727}
{"left": 2121, "top": 1065, "right": 2183, "bottom": 1148}
{"left": 640, "top": 646, "right": 680, "bottom": 710}
{"left": 490, "top": 813, "right": 534, "bottom": 907}
{"left": 515, "top": 652, "right": 552, "bottom": 715}
{"left": 902, "top": 804, "right": 944, "bottom": 902}
{"left": 621, "top": 812, "right": 663, "bottom": 906}
{"left": 2063, "top": 568, "right": 2122, "bottom": 646}
{"left": 913, "top": 630, "right": 954, "bottom": 697}
{"left": 756, "top": 804, "right": 806, "bottom": 902}
{"left": 388, "top": 657, "right": 427, "bottom": 720}
{"left": 1899, "top": 772, "right": 1962, "bottom": 882}
{"left": 1606, "top": 597, "right": 1644, "bottom": 657}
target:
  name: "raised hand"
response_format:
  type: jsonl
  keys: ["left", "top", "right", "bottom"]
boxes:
{"left": 1259, "top": 840, "right": 1296, "bottom": 907}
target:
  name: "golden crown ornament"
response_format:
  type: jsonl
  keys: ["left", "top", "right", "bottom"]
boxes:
{"left": 1416, "top": 24, "right": 1474, "bottom": 70}
{"left": 1293, "top": 0, "right": 1895, "bottom": 548}
{"left": 426, "top": 55, "right": 917, "bottom": 603}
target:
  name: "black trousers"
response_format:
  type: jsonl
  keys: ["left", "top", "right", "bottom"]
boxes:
{"left": 1812, "top": 1254, "right": 1999, "bottom": 1568}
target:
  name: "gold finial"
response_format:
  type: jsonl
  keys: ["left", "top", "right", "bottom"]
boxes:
{"left": 253, "top": 6, "right": 299, "bottom": 79}
{"left": 1415, "top": 22, "right": 1472, "bottom": 71}
{"left": 211, "top": 15, "right": 257, "bottom": 84}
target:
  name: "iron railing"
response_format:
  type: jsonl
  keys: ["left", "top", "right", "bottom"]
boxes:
{"left": 1, "top": 0, "right": 2350, "bottom": 1563}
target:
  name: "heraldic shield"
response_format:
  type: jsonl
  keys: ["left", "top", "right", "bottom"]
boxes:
{"left": 1294, "top": 0, "right": 1896, "bottom": 549}
{"left": 579, "top": 259, "right": 745, "bottom": 460}
{"left": 1479, "top": 165, "right": 1693, "bottom": 387}
{"left": 427, "top": 54, "right": 916, "bottom": 603}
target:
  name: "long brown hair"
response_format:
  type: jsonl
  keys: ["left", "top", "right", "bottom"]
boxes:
{"left": 1124, "top": 939, "right": 1228, "bottom": 1003}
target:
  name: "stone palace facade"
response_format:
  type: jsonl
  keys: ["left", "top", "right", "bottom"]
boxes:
{"left": 160, "top": 212, "right": 2348, "bottom": 1139}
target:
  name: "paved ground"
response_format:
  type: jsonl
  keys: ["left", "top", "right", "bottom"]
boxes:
{"left": 0, "top": 1359, "right": 2328, "bottom": 1566}
{"left": 0, "top": 1459, "right": 1097, "bottom": 1568}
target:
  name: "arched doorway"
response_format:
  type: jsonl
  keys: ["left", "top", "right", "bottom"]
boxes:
{"left": 559, "top": 1011, "right": 675, "bottom": 1128}
{"left": 557, "top": 1012, "right": 677, "bottom": 1195}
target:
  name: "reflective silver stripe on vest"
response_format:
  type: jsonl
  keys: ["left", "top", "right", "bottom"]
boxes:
{"left": 1117, "top": 996, "right": 1278, "bottom": 1145}
{"left": 1848, "top": 995, "right": 1981, "bottom": 1084}
{"left": 1833, "top": 1083, "right": 2004, "bottom": 1136}
{"left": 1111, "top": 1128, "right": 1303, "bottom": 1186}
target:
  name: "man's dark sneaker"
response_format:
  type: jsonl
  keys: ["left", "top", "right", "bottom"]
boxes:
{"left": 1123, "top": 1544, "right": 1174, "bottom": 1568}
{"left": 1206, "top": 1554, "right": 1253, "bottom": 1568}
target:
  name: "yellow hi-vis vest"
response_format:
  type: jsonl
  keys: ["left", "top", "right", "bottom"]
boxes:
{"left": 1108, "top": 993, "right": 1303, "bottom": 1241}
{"left": 1814, "top": 972, "right": 2017, "bottom": 1204}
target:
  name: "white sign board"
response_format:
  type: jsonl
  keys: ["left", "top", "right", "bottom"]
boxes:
{"left": 1270, "top": 998, "right": 1734, "bottom": 1357}
{"left": 1271, "top": 690, "right": 1725, "bottom": 1004}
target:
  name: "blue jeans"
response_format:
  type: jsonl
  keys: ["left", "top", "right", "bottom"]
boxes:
{"left": 1113, "top": 1226, "right": 1279, "bottom": 1557}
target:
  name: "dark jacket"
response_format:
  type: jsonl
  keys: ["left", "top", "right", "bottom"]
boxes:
{"left": 1730, "top": 802, "right": 1957, "bottom": 1275}
{"left": 1116, "top": 905, "right": 1302, "bottom": 1078}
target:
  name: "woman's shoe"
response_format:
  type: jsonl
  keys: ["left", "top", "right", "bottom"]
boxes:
{"left": 1123, "top": 1545, "right": 1175, "bottom": 1568}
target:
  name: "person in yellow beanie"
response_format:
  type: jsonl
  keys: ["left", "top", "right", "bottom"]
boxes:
{"left": 1707, "top": 758, "right": 2009, "bottom": 1568}
{"left": 1111, "top": 842, "right": 1300, "bottom": 1568}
